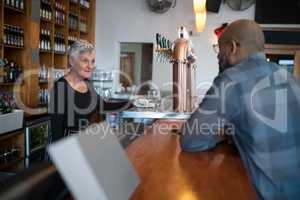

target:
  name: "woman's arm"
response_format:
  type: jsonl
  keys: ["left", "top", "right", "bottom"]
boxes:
{"left": 98, "top": 95, "right": 132, "bottom": 112}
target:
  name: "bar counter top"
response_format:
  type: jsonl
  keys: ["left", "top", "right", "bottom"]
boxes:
{"left": 126, "top": 120, "right": 258, "bottom": 200}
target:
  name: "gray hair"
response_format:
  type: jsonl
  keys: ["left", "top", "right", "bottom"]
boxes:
{"left": 68, "top": 39, "right": 95, "bottom": 60}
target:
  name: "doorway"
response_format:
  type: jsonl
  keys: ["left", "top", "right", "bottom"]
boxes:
{"left": 119, "top": 42, "right": 153, "bottom": 92}
{"left": 120, "top": 52, "right": 135, "bottom": 87}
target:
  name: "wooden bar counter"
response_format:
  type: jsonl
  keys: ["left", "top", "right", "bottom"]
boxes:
{"left": 126, "top": 120, "right": 258, "bottom": 200}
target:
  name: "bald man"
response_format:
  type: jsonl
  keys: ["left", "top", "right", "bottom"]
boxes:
{"left": 180, "top": 19, "right": 300, "bottom": 199}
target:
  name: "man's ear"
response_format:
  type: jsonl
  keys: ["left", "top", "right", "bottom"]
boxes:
{"left": 230, "top": 40, "right": 238, "bottom": 55}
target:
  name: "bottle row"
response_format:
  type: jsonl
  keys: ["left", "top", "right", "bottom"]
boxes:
{"left": 0, "top": 146, "right": 20, "bottom": 164}
{"left": 39, "top": 89, "right": 49, "bottom": 105}
{"left": 55, "top": 2, "right": 66, "bottom": 25}
{"left": 39, "top": 64, "right": 48, "bottom": 81}
{"left": 40, "top": 30, "right": 79, "bottom": 52}
{"left": 39, "top": 28, "right": 51, "bottom": 51}
{"left": 4, "top": 0, "right": 25, "bottom": 11}
{"left": 3, "top": 25, "right": 24, "bottom": 47}
{"left": 80, "top": 0, "right": 90, "bottom": 9}
{"left": 68, "top": 35, "right": 79, "bottom": 43}
{"left": 68, "top": 35, "right": 79, "bottom": 49}
{"left": 0, "top": 58, "right": 22, "bottom": 83}
{"left": 0, "top": 92, "right": 16, "bottom": 115}
{"left": 54, "top": 32, "right": 66, "bottom": 53}
{"left": 40, "top": 6, "right": 52, "bottom": 21}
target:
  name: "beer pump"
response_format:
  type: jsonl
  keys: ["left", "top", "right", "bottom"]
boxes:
{"left": 155, "top": 26, "right": 197, "bottom": 112}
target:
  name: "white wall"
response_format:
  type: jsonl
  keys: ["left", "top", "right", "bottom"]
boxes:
{"left": 95, "top": 0, "right": 255, "bottom": 93}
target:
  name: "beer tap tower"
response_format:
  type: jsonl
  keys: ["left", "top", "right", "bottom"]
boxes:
{"left": 172, "top": 27, "right": 197, "bottom": 112}
{"left": 155, "top": 27, "right": 197, "bottom": 113}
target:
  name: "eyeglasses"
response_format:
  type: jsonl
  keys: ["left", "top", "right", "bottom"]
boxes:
{"left": 213, "top": 40, "right": 241, "bottom": 54}
{"left": 212, "top": 44, "right": 219, "bottom": 54}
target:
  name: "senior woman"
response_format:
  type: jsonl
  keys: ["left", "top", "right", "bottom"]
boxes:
{"left": 50, "top": 40, "right": 128, "bottom": 142}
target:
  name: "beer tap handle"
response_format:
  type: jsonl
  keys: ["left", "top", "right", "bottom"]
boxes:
{"left": 161, "top": 37, "right": 166, "bottom": 63}
{"left": 166, "top": 39, "right": 171, "bottom": 62}
{"left": 156, "top": 33, "right": 161, "bottom": 49}
{"left": 160, "top": 37, "right": 164, "bottom": 49}
{"left": 156, "top": 34, "right": 163, "bottom": 63}
{"left": 168, "top": 40, "right": 172, "bottom": 50}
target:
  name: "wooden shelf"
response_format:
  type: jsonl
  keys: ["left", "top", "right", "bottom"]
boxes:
{"left": 0, "top": 82, "right": 14, "bottom": 86}
{"left": 4, "top": 5, "right": 25, "bottom": 13}
{"left": 4, "top": 44, "right": 25, "bottom": 49}
{"left": 55, "top": 22, "right": 66, "bottom": 28}
{"left": 69, "top": 27, "right": 78, "bottom": 32}
{"left": 0, "top": 82, "right": 23, "bottom": 86}
{"left": 38, "top": 102, "right": 48, "bottom": 107}
{"left": 54, "top": 51, "right": 66, "bottom": 55}
{"left": 70, "top": 1, "right": 79, "bottom": 5}
{"left": 40, "top": 18, "right": 53, "bottom": 24}
{"left": 69, "top": 12, "right": 79, "bottom": 17}
{"left": 39, "top": 49, "right": 53, "bottom": 54}
{"left": 1, "top": 0, "right": 95, "bottom": 115}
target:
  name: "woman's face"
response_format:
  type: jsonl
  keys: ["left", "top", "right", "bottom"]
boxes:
{"left": 70, "top": 50, "right": 96, "bottom": 79}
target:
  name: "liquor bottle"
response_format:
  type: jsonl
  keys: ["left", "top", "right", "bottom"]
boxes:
{"left": 45, "top": 29, "right": 49, "bottom": 50}
{"left": 1, "top": 60, "right": 21, "bottom": 83}
{"left": 47, "top": 30, "right": 51, "bottom": 50}
{"left": 5, "top": 62, "right": 11, "bottom": 82}
{"left": 5, "top": 25, "right": 10, "bottom": 45}
{"left": 20, "top": 0, "right": 24, "bottom": 10}
{"left": 9, "top": 62, "right": 15, "bottom": 81}
{"left": 20, "top": 28, "right": 24, "bottom": 47}
{"left": 40, "top": 29, "right": 44, "bottom": 50}
{"left": 15, "top": 0, "right": 20, "bottom": 9}
{"left": 5, "top": 0, "right": 10, "bottom": 7}
{"left": 3, "top": 25, "right": 7, "bottom": 45}
{"left": 12, "top": 26, "right": 15, "bottom": 46}
{"left": 39, "top": 64, "right": 47, "bottom": 80}
{"left": 3, "top": 59, "right": 9, "bottom": 82}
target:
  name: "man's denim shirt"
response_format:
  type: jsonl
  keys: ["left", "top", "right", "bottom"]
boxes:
{"left": 180, "top": 52, "right": 300, "bottom": 200}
